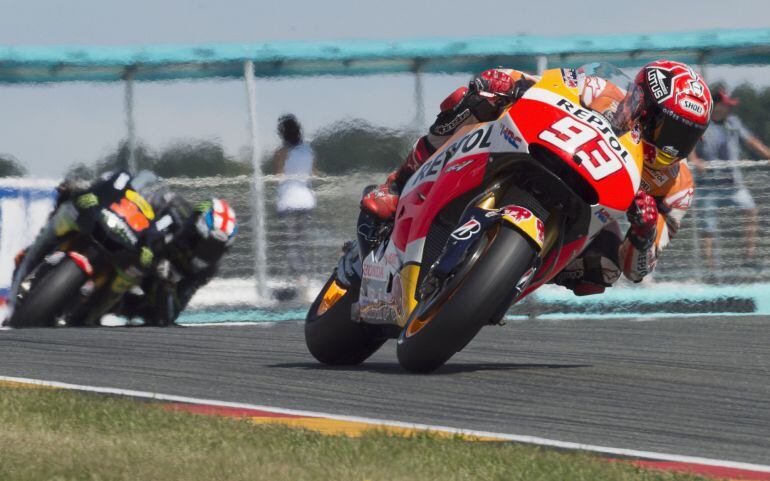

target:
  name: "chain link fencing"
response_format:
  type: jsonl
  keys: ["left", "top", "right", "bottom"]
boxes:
{"left": 169, "top": 160, "right": 770, "bottom": 290}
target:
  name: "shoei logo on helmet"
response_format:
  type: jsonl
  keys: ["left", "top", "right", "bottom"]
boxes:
{"left": 451, "top": 218, "right": 481, "bottom": 240}
{"left": 679, "top": 98, "right": 706, "bottom": 117}
{"left": 676, "top": 77, "right": 709, "bottom": 119}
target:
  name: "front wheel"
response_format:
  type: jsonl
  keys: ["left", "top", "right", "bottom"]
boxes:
{"left": 305, "top": 271, "right": 386, "bottom": 365}
{"left": 397, "top": 226, "right": 537, "bottom": 373}
{"left": 8, "top": 258, "right": 87, "bottom": 328}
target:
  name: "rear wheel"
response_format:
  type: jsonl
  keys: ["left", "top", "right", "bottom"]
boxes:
{"left": 396, "top": 226, "right": 536, "bottom": 373}
{"left": 305, "top": 271, "right": 386, "bottom": 365}
{"left": 8, "top": 258, "right": 87, "bottom": 328}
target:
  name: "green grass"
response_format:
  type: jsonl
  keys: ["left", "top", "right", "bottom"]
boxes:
{"left": 0, "top": 386, "right": 708, "bottom": 481}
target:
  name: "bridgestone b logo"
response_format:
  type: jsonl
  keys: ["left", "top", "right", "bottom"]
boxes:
{"left": 451, "top": 218, "right": 481, "bottom": 240}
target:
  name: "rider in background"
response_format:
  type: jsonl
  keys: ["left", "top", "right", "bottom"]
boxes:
{"left": 10, "top": 172, "right": 237, "bottom": 326}
{"left": 688, "top": 88, "right": 770, "bottom": 270}
{"left": 362, "top": 60, "right": 712, "bottom": 295}
{"left": 113, "top": 184, "right": 238, "bottom": 326}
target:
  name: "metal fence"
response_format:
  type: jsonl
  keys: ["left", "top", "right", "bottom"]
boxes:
{"left": 167, "top": 172, "right": 379, "bottom": 284}
{"left": 654, "top": 160, "right": 770, "bottom": 284}
{"left": 168, "top": 160, "right": 770, "bottom": 288}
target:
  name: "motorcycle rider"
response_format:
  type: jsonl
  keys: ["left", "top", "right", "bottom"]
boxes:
{"left": 362, "top": 60, "right": 712, "bottom": 294}
{"left": 111, "top": 177, "right": 238, "bottom": 326}
{"left": 7, "top": 171, "right": 236, "bottom": 326}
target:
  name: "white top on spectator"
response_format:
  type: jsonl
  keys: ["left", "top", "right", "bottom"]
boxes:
{"left": 277, "top": 143, "right": 316, "bottom": 212}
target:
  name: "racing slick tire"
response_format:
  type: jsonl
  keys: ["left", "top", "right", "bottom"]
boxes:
{"left": 305, "top": 271, "right": 386, "bottom": 365}
{"left": 8, "top": 258, "right": 87, "bottom": 328}
{"left": 397, "top": 225, "right": 536, "bottom": 373}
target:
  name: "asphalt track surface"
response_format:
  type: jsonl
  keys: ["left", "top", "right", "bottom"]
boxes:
{"left": 1, "top": 315, "right": 768, "bottom": 465}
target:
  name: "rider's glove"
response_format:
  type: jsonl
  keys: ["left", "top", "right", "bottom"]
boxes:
{"left": 626, "top": 191, "right": 658, "bottom": 250}
{"left": 463, "top": 69, "right": 520, "bottom": 123}
{"left": 472, "top": 69, "right": 515, "bottom": 97}
{"left": 361, "top": 171, "right": 400, "bottom": 220}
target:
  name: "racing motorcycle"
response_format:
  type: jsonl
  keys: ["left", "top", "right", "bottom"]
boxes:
{"left": 6, "top": 171, "right": 176, "bottom": 328}
{"left": 306, "top": 64, "right": 644, "bottom": 372}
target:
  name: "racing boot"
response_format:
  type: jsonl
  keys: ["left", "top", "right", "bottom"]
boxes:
{"left": 553, "top": 227, "right": 622, "bottom": 296}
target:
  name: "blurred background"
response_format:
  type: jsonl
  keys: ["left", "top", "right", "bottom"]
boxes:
{"left": 2, "top": 0, "right": 769, "bottom": 317}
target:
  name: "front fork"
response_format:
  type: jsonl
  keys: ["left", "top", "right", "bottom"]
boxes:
{"left": 418, "top": 194, "right": 554, "bottom": 312}
{"left": 431, "top": 204, "right": 545, "bottom": 275}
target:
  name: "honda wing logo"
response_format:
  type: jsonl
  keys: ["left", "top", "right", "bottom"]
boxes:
{"left": 451, "top": 218, "right": 481, "bottom": 240}
{"left": 446, "top": 159, "right": 474, "bottom": 173}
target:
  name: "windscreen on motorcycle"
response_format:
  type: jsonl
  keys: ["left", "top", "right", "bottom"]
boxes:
{"left": 129, "top": 170, "right": 175, "bottom": 214}
{"left": 577, "top": 62, "right": 636, "bottom": 132}
{"left": 577, "top": 62, "right": 632, "bottom": 92}
{"left": 131, "top": 170, "right": 159, "bottom": 191}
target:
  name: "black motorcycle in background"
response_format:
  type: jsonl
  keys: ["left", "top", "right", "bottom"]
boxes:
{"left": 6, "top": 172, "right": 176, "bottom": 328}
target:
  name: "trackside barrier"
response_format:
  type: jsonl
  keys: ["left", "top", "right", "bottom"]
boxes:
{"left": 180, "top": 278, "right": 770, "bottom": 324}
{"left": 511, "top": 283, "right": 770, "bottom": 318}
{"left": 0, "top": 178, "right": 56, "bottom": 297}
{"left": 2, "top": 173, "right": 769, "bottom": 322}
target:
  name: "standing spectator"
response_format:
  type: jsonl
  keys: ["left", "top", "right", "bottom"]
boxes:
{"left": 689, "top": 88, "right": 770, "bottom": 269}
{"left": 273, "top": 114, "right": 316, "bottom": 291}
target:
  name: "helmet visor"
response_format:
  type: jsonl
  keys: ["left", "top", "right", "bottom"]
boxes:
{"left": 647, "top": 110, "right": 705, "bottom": 160}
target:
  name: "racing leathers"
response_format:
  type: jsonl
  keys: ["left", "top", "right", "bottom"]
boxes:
{"left": 362, "top": 68, "right": 694, "bottom": 293}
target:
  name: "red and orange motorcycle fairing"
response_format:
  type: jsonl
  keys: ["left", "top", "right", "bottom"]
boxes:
{"left": 358, "top": 68, "right": 643, "bottom": 326}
